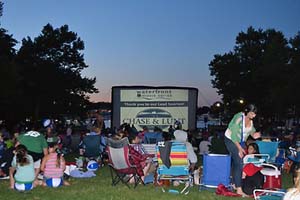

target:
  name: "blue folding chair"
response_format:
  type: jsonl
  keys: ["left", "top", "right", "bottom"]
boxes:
{"left": 256, "top": 141, "right": 279, "bottom": 164}
{"left": 255, "top": 140, "right": 288, "bottom": 172}
{"left": 144, "top": 132, "right": 163, "bottom": 144}
{"left": 81, "top": 135, "right": 103, "bottom": 159}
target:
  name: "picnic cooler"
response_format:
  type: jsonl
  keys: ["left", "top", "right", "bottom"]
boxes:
{"left": 260, "top": 164, "right": 281, "bottom": 189}
{"left": 202, "top": 154, "right": 231, "bottom": 187}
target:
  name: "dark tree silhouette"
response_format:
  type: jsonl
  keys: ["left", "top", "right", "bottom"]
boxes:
{"left": 0, "top": 27, "right": 18, "bottom": 120}
{"left": 209, "top": 27, "right": 299, "bottom": 120}
{"left": 15, "top": 24, "right": 98, "bottom": 119}
{"left": 288, "top": 33, "right": 300, "bottom": 118}
{"left": 0, "top": 1, "right": 3, "bottom": 18}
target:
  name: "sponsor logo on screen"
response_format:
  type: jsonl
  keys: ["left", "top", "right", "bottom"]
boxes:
{"left": 136, "top": 89, "right": 172, "bottom": 100}
{"left": 122, "top": 108, "right": 185, "bottom": 130}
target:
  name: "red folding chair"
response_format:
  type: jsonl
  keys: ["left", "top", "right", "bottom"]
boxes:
{"left": 105, "top": 137, "right": 144, "bottom": 188}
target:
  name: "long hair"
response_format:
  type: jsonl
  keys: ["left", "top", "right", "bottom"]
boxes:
{"left": 244, "top": 104, "right": 258, "bottom": 115}
{"left": 16, "top": 144, "right": 29, "bottom": 166}
{"left": 56, "top": 152, "right": 62, "bottom": 168}
{"left": 48, "top": 142, "right": 62, "bottom": 168}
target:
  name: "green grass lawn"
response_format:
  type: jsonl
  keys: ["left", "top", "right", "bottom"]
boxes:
{"left": 0, "top": 156, "right": 294, "bottom": 200}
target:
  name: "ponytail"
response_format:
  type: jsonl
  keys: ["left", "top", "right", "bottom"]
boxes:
{"left": 16, "top": 145, "right": 29, "bottom": 166}
{"left": 56, "top": 151, "right": 62, "bottom": 168}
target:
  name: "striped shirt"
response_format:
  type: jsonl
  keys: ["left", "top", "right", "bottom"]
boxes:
{"left": 44, "top": 153, "right": 65, "bottom": 178}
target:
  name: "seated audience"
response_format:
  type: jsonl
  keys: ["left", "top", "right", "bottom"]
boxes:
{"left": 40, "top": 142, "right": 70, "bottom": 187}
{"left": 173, "top": 121, "right": 197, "bottom": 171}
{"left": 9, "top": 145, "right": 36, "bottom": 191}
{"left": 198, "top": 134, "right": 211, "bottom": 155}
{"left": 114, "top": 131, "right": 151, "bottom": 183}
{"left": 79, "top": 126, "right": 105, "bottom": 162}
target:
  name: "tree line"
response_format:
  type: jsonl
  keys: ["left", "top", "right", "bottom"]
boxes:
{"left": 0, "top": 2, "right": 98, "bottom": 122}
{"left": 209, "top": 26, "right": 300, "bottom": 123}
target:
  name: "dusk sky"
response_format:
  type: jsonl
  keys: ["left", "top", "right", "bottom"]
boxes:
{"left": 1, "top": 0, "right": 300, "bottom": 106}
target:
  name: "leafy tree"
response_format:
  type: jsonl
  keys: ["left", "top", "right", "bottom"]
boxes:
{"left": 289, "top": 32, "right": 300, "bottom": 117}
{"left": 0, "top": 27, "right": 18, "bottom": 120}
{"left": 209, "top": 27, "right": 295, "bottom": 120}
{"left": 0, "top": 1, "right": 3, "bottom": 18}
{"left": 197, "top": 106, "right": 210, "bottom": 115}
{"left": 16, "top": 24, "right": 98, "bottom": 119}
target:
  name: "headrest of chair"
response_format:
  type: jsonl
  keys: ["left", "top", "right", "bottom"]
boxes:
{"left": 106, "top": 137, "right": 129, "bottom": 148}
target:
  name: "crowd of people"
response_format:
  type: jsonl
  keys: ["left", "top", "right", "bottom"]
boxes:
{"left": 0, "top": 113, "right": 199, "bottom": 191}
{"left": 1, "top": 106, "right": 300, "bottom": 198}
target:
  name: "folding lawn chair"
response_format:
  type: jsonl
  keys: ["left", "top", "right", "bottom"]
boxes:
{"left": 243, "top": 154, "right": 270, "bottom": 165}
{"left": 243, "top": 141, "right": 283, "bottom": 189}
{"left": 142, "top": 143, "right": 157, "bottom": 161}
{"left": 256, "top": 141, "right": 279, "bottom": 164}
{"left": 80, "top": 134, "right": 106, "bottom": 165}
{"left": 244, "top": 158, "right": 285, "bottom": 200}
{"left": 240, "top": 142, "right": 285, "bottom": 198}
{"left": 253, "top": 189, "right": 286, "bottom": 200}
{"left": 255, "top": 141, "right": 286, "bottom": 189}
{"left": 105, "top": 137, "right": 144, "bottom": 188}
{"left": 156, "top": 141, "right": 193, "bottom": 195}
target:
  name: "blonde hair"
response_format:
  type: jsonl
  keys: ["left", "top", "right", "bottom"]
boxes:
{"left": 289, "top": 169, "right": 300, "bottom": 197}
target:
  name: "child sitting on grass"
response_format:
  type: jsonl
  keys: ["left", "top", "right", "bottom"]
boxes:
{"left": 40, "top": 142, "right": 70, "bottom": 187}
{"left": 9, "top": 144, "right": 36, "bottom": 191}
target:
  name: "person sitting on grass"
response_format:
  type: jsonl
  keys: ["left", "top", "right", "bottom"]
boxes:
{"left": 0, "top": 132, "right": 7, "bottom": 160}
{"left": 40, "top": 141, "right": 70, "bottom": 187}
{"left": 9, "top": 144, "right": 36, "bottom": 191}
{"left": 284, "top": 168, "right": 300, "bottom": 200}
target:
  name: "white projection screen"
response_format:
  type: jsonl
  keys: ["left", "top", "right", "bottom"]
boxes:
{"left": 111, "top": 86, "right": 198, "bottom": 131}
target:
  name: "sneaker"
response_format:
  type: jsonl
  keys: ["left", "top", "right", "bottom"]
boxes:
{"left": 37, "top": 173, "right": 44, "bottom": 180}
{"left": 0, "top": 175, "right": 9, "bottom": 180}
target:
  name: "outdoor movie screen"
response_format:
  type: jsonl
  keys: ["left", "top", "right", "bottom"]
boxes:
{"left": 111, "top": 86, "right": 198, "bottom": 131}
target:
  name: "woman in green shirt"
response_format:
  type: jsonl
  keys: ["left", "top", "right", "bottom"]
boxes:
{"left": 224, "top": 104, "right": 261, "bottom": 196}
